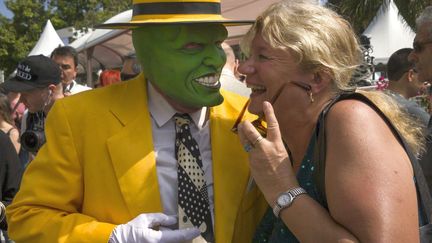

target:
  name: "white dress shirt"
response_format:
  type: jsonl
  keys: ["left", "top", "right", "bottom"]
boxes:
{"left": 147, "top": 82, "right": 215, "bottom": 225}
{"left": 65, "top": 80, "right": 92, "bottom": 94}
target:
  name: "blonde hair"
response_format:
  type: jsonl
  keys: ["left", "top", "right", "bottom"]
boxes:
{"left": 357, "top": 90, "right": 425, "bottom": 155}
{"left": 241, "top": 0, "right": 361, "bottom": 90}
{"left": 241, "top": 0, "right": 425, "bottom": 155}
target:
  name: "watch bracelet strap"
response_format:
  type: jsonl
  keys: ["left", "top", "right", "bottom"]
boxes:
{"left": 289, "top": 187, "right": 307, "bottom": 197}
{"left": 273, "top": 187, "right": 307, "bottom": 217}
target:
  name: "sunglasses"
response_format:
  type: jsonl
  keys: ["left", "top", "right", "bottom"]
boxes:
{"left": 231, "top": 81, "right": 312, "bottom": 137}
{"left": 413, "top": 40, "right": 432, "bottom": 53}
{"left": 231, "top": 99, "right": 267, "bottom": 136}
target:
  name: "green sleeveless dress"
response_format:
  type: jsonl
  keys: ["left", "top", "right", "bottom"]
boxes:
{"left": 252, "top": 133, "right": 321, "bottom": 243}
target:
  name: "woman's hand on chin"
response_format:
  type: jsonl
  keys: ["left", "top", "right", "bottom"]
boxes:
{"left": 238, "top": 101, "right": 299, "bottom": 203}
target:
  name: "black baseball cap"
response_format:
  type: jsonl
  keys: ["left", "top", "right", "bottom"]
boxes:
{"left": 0, "top": 55, "right": 61, "bottom": 92}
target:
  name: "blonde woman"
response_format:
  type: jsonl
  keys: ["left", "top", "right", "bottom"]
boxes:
{"left": 0, "top": 93, "right": 20, "bottom": 153}
{"left": 237, "top": 1, "right": 426, "bottom": 242}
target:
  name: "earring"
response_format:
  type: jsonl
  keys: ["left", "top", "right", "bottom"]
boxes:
{"left": 308, "top": 90, "right": 314, "bottom": 103}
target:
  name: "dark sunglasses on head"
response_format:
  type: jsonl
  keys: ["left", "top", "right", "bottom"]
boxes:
{"left": 231, "top": 81, "right": 311, "bottom": 137}
{"left": 413, "top": 40, "right": 432, "bottom": 53}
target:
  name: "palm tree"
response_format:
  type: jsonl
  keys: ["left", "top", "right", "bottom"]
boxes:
{"left": 327, "top": 0, "right": 432, "bottom": 34}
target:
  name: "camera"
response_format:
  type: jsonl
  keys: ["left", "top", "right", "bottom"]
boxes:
{"left": 21, "top": 112, "right": 46, "bottom": 153}
{"left": 21, "top": 128, "right": 46, "bottom": 153}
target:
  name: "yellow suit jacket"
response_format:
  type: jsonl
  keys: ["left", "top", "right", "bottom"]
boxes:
{"left": 7, "top": 75, "right": 267, "bottom": 243}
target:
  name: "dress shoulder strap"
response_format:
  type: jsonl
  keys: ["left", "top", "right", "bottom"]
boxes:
{"left": 313, "top": 91, "right": 432, "bottom": 223}
{"left": 6, "top": 127, "right": 14, "bottom": 136}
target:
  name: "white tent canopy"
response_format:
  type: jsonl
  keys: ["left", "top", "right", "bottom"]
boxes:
{"left": 69, "top": 10, "right": 132, "bottom": 72}
{"left": 363, "top": 0, "right": 415, "bottom": 64}
{"left": 28, "top": 20, "right": 64, "bottom": 57}
{"left": 5, "top": 20, "right": 64, "bottom": 81}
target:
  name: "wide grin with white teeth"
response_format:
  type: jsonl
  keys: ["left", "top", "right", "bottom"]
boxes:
{"left": 195, "top": 74, "right": 220, "bottom": 87}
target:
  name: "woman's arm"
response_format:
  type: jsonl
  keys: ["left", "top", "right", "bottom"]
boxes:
{"left": 0, "top": 131, "right": 22, "bottom": 230}
{"left": 324, "top": 99, "right": 418, "bottom": 242}
{"left": 8, "top": 127, "right": 21, "bottom": 154}
{"left": 238, "top": 102, "right": 358, "bottom": 242}
{"left": 238, "top": 100, "right": 419, "bottom": 242}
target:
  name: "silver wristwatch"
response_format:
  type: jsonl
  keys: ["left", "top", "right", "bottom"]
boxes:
{"left": 273, "top": 187, "right": 307, "bottom": 217}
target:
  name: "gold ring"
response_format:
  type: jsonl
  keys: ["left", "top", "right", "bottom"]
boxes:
{"left": 252, "top": 136, "right": 264, "bottom": 147}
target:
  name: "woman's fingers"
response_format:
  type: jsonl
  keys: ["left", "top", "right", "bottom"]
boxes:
{"left": 262, "top": 101, "right": 281, "bottom": 142}
{"left": 238, "top": 121, "right": 264, "bottom": 152}
{"left": 238, "top": 101, "right": 281, "bottom": 152}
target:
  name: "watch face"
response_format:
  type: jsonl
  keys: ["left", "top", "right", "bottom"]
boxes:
{"left": 277, "top": 193, "right": 293, "bottom": 206}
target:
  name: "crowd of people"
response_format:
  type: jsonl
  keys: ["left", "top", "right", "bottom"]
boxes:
{"left": 0, "top": 0, "right": 430, "bottom": 242}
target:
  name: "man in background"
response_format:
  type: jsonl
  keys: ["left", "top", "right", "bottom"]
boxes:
{"left": 120, "top": 52, "right": 141, "bottom": 81}
{"left": 387, "top": 48, "right": 430, "bottom": 126}
{"left": 219, "top": 42, "right": 250, "bottom": 97}
{"left": 50, "top": 46, "right": 91, "bottom": 95}
{"left": 409, "top": 6, "right": 432, "bottom": 194}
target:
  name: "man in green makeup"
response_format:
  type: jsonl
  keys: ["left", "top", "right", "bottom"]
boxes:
{"left": 7, "top": 1, "right": 268, "bottom": 242}
{"left": 133, "top": 24, "right": 227, "bottom": 110}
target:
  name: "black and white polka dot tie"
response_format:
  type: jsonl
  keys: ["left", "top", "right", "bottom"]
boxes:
{"left": 174, "top": 113, "right": 214, "bottom": 243}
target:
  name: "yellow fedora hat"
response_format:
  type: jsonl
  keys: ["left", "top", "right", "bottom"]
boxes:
{"left": 96, "top": 0, "right": 254, "bottom": 29}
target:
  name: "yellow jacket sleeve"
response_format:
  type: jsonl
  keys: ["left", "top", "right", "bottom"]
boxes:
{"left": 7, "top": 100, "right": 116, "bottom": 243}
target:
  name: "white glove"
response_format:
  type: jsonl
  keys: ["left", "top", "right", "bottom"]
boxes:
{"left": 108, "top": 213, "right": 201, "bottom": 243}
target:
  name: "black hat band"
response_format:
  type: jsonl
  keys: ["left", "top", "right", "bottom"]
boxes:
{"left": 133, "top": 2, "right": 221, "bottom": 16}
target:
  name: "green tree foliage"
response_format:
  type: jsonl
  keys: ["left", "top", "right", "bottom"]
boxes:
{"left": 49, "top": 0, "right": 130, "bottom": 33}
{"left": 0, "top": 0, "right": 130, "bottom": 77}
{"left": 0, "top": 1, "right": 47, "bottom": 77}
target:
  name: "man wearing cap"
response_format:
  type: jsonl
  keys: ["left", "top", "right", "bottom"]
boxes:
{"left": 7, "top": 1, "right": 267, "bottom": 243}
{"left": 1, "top": 55, "right": 63, "bottom": 113}
{"left": 0, "top": 55, "right": 64, "bottom": 154}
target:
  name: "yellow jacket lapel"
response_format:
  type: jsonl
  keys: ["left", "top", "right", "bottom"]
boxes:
{"left": 107, "top": 75, "right": 162, "bottom": 217}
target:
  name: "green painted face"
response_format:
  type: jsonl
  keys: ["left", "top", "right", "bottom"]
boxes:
{"left": 132, "top": 24, "right": 228, "bottom": 109}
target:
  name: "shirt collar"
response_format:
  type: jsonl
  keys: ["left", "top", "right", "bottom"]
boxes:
{"left": 64, "top": 80, "right": 76, "bottom": 92}
{"left": 147, "top": 82, "right": 207, "bottom": 129}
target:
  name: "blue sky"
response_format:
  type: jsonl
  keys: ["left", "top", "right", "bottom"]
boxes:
{"left": 319, "top": 0, "right": 328, "bottom": 5}
{"left": 0, "top": 0, "right": 13, "bottom": 19}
